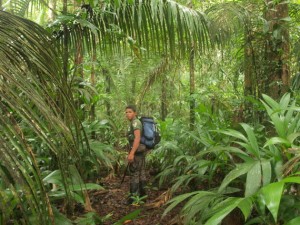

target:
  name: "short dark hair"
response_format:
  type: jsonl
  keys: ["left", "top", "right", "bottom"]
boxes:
{"left": 126, "top": 104, "right": 137, "bottom": 112}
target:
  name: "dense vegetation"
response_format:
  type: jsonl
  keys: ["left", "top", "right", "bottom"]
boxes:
{"left": 1, "top": 0, "right": 300, "bottom": 224}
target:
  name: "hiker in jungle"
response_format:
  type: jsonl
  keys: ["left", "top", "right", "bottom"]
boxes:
{"left": 125, "top": 105, "right": 147, "bottom": 205}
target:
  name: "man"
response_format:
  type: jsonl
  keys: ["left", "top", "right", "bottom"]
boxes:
{"left": 125, "top": 105, "right": 147, "bottom": 205}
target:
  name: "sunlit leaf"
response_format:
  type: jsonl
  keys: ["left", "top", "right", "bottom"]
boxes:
{"left": 261, "top": 160, "right": 272, "bottom": 186}
{"left": 259, "top": 182, "right": 284, "bottom": 222}
{"left": 219, "top": 162, "right": 255, "bottom": 193}
{"left": 245, "top": 161, "right": 261, "bottom": 197}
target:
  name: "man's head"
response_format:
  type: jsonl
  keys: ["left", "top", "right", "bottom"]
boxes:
{"left": 125, "top": 105, "right": 137, "bottom": 121}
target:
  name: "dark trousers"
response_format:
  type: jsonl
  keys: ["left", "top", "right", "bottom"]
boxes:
{"left": 129, "top": 151, "right": 147, "bottom": 197}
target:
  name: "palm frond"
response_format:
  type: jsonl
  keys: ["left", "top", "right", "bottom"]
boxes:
{"left": 205, "top": 1, "right": 252, "bottom": 46}
{"left": 0, "top": 11, "right": 88, "bottom": 224}
{"left": 3, "top": 0, "right": 46, "bottom": 17}
{"left": 51, "top": 0, "right": 211, "bottom": 60}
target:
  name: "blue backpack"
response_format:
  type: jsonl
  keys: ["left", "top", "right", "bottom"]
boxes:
{"left": 139, "top": 117, "right": 161, "bottom": 149}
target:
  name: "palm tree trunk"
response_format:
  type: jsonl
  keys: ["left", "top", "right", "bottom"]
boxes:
{"left": 189, "top": 45, "right": 195, "bottom": 130}
{"left": 264, "top": 0, "right": 290, "bottom": 99}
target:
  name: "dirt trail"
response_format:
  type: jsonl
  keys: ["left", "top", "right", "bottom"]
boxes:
{"left": 90, "top": 175, "right": 181, "bottom": 225}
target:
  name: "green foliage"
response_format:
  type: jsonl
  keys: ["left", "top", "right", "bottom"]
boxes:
{"left": 43, "top": 166, "right": 104, "bottom": 204}
{"left": 2, "top": 0, "right": 300, "bottom": 224}
{"left": 148, "top": 102, "right": 232, "bottom": 190}
{"left": 163, "top": 94, "right": 300, "bottom": 224}
{"left": 130, "top": 194, "right": 148, "bottom": 205}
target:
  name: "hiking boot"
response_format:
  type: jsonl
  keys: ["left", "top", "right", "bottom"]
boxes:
{"left": 123, "top": 182, "right": 139, "bottom": 205}
{"left": 124, "top": 196, "right": 134, "bottom": 205}
{"left": 139, "top": 180, "right": 147, "bottom": 197}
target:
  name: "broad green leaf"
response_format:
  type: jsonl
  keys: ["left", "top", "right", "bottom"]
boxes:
{"left": 219, "top": 129, "right": 247, "bottom": 142}
{"left": 273, "top": 117, "right": 286, "bottom": 139}
{"left": 261, "top": 160, "right": 272, "bottom": 186}
{"left": 262, "top": 94, "right": 280, "bottom": 111}
{"left": 163, "top": 191, "right": 202, "bottom": 217}
{"left": 238, "top": 198, "right": 253, "bottom": 220}
{"left": 241, "top": 123, "right": 260, "bottom": 158}
{"left": 43, "top": 170, "right": 62, "bottom": 184}
{"left": 183, "top": 192, "right": 216, "bottom": 213}
{"left": 234, "top": 141, "right": 255, "bottom": 155}
{"left": 204, "top": 198, "right": 243, "bottom": 225}
{"left": 261, "top": 95, "right": 286, "bottom": 138}
{"left": 245, "top": 161, "right": 261, "bottom": 197}
{"left": 183, "top": 194, "right": 218, "bottom": 224}
{"left": 282, "top": 176, "right": 300, "bottom": 184}
{"left": 219, "top": 162, "right": 255, "bottom": 193}
{"left": 260, "top": 182, "right": 284, "bottom": 222}
{"left": 285, "top": 217, "right": 300, "bottom": 225}
{"left": 279, "top": 93, "right": 290, "bottom": 109}
{"left": 264, "top": 137, "right": 291, "bottom": 148}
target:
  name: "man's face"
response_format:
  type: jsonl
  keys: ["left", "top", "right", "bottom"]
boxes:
{"left": 125, "top": 108, "right": 136, "bottom": 121}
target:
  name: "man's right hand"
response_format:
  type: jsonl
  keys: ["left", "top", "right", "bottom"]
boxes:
{"left": 127, "top": 152, "right": 135, "bottom": 163}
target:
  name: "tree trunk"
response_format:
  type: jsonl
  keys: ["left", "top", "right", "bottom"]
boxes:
{"left": 243, "top": 28, "right": 256, "bottom": 123}
{"left": 48, "top": 0, "right": 56, "bottom": 22}
{"left": 189, "top": 45, "right": 195, "bottom": 130}
{"left": 264, "top": 0, "right": 290, "bottom": 99}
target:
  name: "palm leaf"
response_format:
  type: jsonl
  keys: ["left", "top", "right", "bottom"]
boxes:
{"left": 0, "top": 11, "right": 89, "bottom": 224}
{"left": 51, "top": 0, "right": 211, "bottom": 61}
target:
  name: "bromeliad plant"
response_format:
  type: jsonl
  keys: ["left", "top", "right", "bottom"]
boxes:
{"left": 163, "top": 93, "right": 300, "bottom": 224}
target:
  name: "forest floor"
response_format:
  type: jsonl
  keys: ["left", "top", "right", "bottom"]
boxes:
{"left": 89, "top": 173, "right": 182, "bottom": 225}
